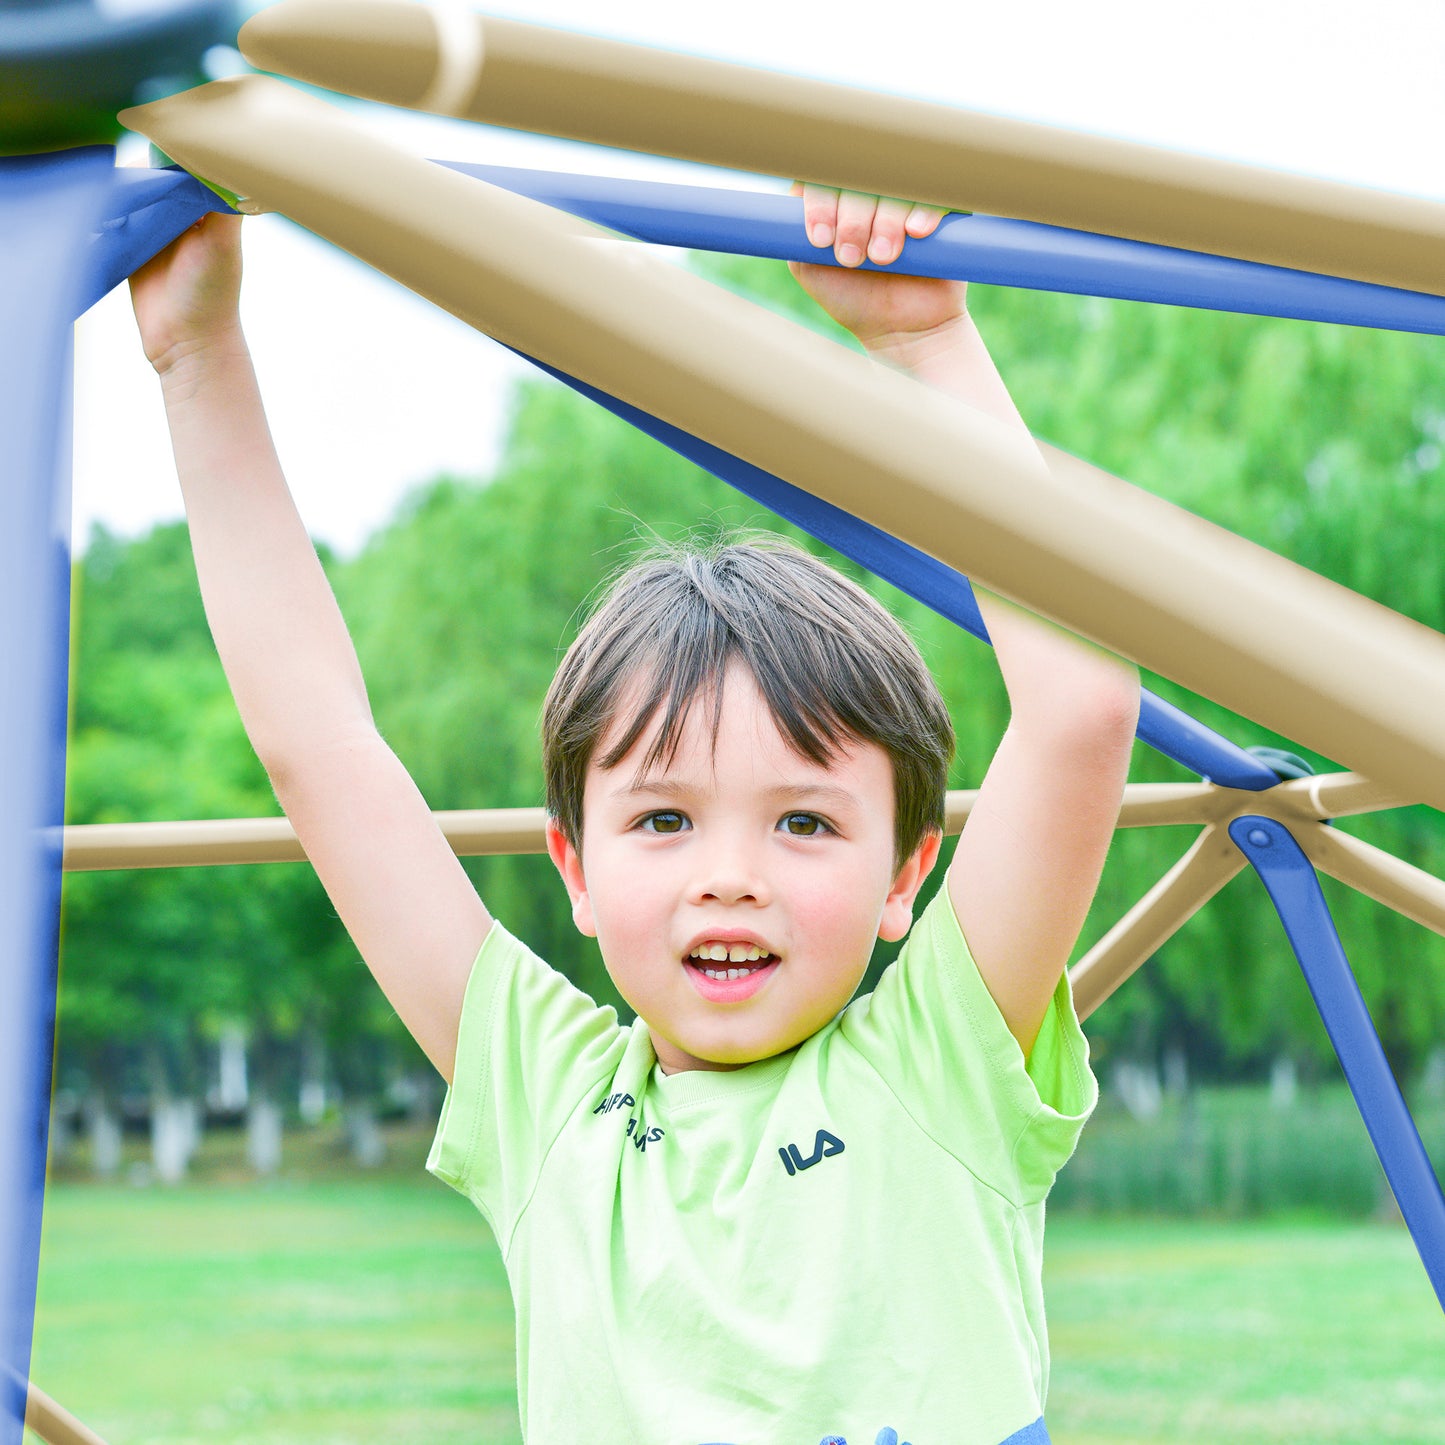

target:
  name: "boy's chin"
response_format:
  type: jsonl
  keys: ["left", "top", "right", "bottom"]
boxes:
{"left": 654, "top": 1022, "right": 807, "bottom": 1073}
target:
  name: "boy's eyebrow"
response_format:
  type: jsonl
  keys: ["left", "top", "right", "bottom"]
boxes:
{"left": 611, "top": 778, "right": 864, "bottom": 811}
{"left": 761, "top": 783, "right": 863, "bottom": 811}
{"left": 610, "top": 778, "right": 693, "bottom": 802}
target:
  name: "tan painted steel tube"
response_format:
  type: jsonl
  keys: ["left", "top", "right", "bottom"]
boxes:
{"left": 1271, "top": 771, "right": 1418, "bottom": 821}
{"left": 237, "top": 0, "right": 1445, "bottom": 297}
{"left": 62, "top": 807, "right": 553, "bottom": 871}
{"left": 61, "top": 785, "right": 1223, "bottom": 872}
{"left": 65, "top": 794, "right": 975, "bottom": 871}
{"left": 960, "top": 781, "right": 1223, "bottom": 832}
{"left": 1111, "top": 782, "right": 1225, "bottom": 829}
{"left": 24, "top": 1381, "right": 110, "bottom": 1445}
{"left": 1071, "top": 825, "right": 1247, "bottom": 1020}
{"left": 62, "top": 814, "right": 308, "bottom": 869}
{"left": 1300, "top": 823, "right": 1445, "bottom": 938}
{"left": 118, "top": 78, "right": 1445, "bottom": 816}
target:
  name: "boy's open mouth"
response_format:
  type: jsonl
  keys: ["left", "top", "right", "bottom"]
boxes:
{"left": 683, "top": 942, "right": 780, "bottom": 1001}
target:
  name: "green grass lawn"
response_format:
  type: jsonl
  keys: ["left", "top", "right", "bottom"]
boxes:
{"left": 1044, "top": 1216, "right": 1443, "bottom": 1443}
{"left": 26, "top": 1160, "right": 1444, "bottom": 1444}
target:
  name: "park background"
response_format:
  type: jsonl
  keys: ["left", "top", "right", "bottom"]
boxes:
{"left": 32, "top": 0, "right": 1445, "bottom": 1440}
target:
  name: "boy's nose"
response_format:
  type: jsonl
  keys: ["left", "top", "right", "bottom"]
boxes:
{"left": 690, "top": 840, "right": 770, "bottom": 906}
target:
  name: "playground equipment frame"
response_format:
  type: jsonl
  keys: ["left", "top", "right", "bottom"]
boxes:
{"left": 8, "top": 2, "right": 1445, "bottom": 1439}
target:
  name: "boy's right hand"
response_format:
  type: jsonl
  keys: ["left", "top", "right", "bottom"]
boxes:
{"left": 129, "top": 210, "right": 244, "bottom": 376}
{"left": 788, "top": 183, "right": 961, "bottom": 358}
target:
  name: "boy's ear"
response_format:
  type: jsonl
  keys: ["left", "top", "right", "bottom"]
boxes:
{"left": 878, "top": 829, "right": 944, "bottom": 943}
{"left": 545, "top": 818, "right": 597, "bottom": 938}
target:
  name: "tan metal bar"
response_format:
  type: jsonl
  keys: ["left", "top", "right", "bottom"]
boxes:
{"left": 117, "top": 78, "right": 1445, "bottom": 817}
{"left": 1297, "top": 821, "right": 1445, "bottom": 938}
{"left": 60, "top": 785, "right": 1246, "bottom": 873}
{"left": 942, "top": 790, "right": 977, "bottom": 835}
{"left": 62, "top": 814, "right": 307, "bottom": 869}
{"left": 24, "top": 1380, "right": 110, "bottom": 1445}
{"left": 1070, "top": 824, "right": 1247, "bottom": 1021}
{"left": 1270, "top": 771, "right": 1419, "bottom": 822}
{"left": 62, "top": 807, "right": 553, "bottom": 871}
{"left": 237, "top": 0, "right": 1445, "bottom": 296}
{"left": 65, "top": 795, "right": 975, "bottom": 872}
{"left": 1112, "top": 781, "right": 1226, "bottom": 829}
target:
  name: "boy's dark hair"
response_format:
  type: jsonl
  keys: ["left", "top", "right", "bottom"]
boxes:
{"left": 542, "top": 536, "right": 954, "bottom": 870}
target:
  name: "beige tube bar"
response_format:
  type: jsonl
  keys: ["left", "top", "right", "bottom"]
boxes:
{"left": 59, "top": 787, "right": 1444, "bottom": 1021}
{"left": 1071, "top": 820, "right": 1445, "bottom": 1020}
{"left": 59, "top": 785, "right": 1229, "bottom": 873}
{"left": 118, "top": 77, "right": 1445, "bottom": 816}
{"left": 62, "top": 807, "right": 552, "bottom": 870}
{"left": 1301, "top": 825, "right": 1445, "bottom": 938}
{"left": 1271, "top": 771, "right": 1420, "bottom": 822}
{"left": 1070, "top": 825, "right": 1247, "bottom": 1021}
{"left": 24, "top": 1380, "right": 109, "bottom": 1445}
{"left": 236, "top": 0, "right": 1445, "bottom": 297}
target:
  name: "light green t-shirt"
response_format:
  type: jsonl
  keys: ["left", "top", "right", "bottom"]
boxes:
{"left": 428, "top": 884, "right": 1095, "bottom": 1445}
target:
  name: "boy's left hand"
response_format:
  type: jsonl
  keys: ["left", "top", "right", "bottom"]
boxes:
{"left": 788, "top": 183, "right": 966, "bottom": 353}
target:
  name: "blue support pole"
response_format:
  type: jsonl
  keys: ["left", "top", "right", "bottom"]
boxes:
{"left": 513, "top": 349, "right": 1279, "bottom": 790}
{"left": 443, "top": 163, "right": 1445, "bottom": 338}
{"left": 0, "top": 144, "right": 112, "bottom": 1442}
{"left": 89, "top": 165, "right": 1407, "bottom": 792}
{"left": 1229, "top": 817, "right": 1445, "bottom": 1310}
{"left": 79, "top": 163, "right": 230, "bottom": 315}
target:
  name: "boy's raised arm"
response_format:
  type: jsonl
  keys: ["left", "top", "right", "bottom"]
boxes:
{"left": 131, "top": 213, "right": 489, "bottom": 1083}
{"left": 791, "top": 187, "right": 1141, "bottom": 1060}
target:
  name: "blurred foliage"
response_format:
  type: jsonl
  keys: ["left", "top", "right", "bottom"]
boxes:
{"left": 57, "top": 245, "right": 1445, "bottom": 1113}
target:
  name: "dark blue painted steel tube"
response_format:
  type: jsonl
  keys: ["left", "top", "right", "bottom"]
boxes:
{"left": 443, "top": 163, "right": 1445, "bottom": 337}
{"left": 1229, "top": 817, "right": 1445, "bottom": 1310}
{"left": 0, "top": 145, "right": 110, "bottom": 1442}
{"left": 78, "top": 163, "right": 230, "bottom": 318}
{"left": 94, "top": 167, "right": 1282, "bottom": 785}
{"left": 515, "top": 350, "right": 1277, "bottom": 790}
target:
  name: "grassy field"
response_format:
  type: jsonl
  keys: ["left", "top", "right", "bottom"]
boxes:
{"left": 26, "top": 1138, "right": 1444, "bottom": 1445}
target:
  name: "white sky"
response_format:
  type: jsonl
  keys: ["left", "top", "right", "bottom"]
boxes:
{"left": 73, "top": 0, "right": 1445, "bottom": 556}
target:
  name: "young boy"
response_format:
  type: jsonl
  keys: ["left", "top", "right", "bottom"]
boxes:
{"left": 130, "top": 185, "right": 1139, "bottom": 1445}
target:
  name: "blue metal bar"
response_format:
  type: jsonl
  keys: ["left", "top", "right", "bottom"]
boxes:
{"left": 119, "top": 162, "right": 1445, "bottom": 342}
{"left": 83, "top": 165, "right": 1282, "bottom": 786}
{"left": 79, "top": 164, "right": 1285, "bottom": 789}
{"left": 514, "top": 349, "right": 1278, "bottom": 789}
{"left": 442, "top": 163, "right": 1445, "bottom": 338}
{"left": 1229, "top": 817, "right": 1445, "bottom": 1310}
{"left": 78, "top": 164, "right": 231, "bottom": 318}
{"left": 0, "top": 145, "right": 108, "bottom": 1444}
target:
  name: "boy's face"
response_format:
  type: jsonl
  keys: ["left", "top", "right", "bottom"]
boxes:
{"left": 547, "top": 662, "right": 940, "bottom": 1074}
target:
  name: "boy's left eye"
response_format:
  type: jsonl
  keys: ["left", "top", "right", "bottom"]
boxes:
{"left": 779, "top": 812, "right": 829, "bottom": 837}
{"left": 640, "top": 811, "right": 690, "bottom": 834}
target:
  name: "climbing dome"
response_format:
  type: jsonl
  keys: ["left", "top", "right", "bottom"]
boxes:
{"left": 3, "top": 2, "right": 1443, "bottom": 1440}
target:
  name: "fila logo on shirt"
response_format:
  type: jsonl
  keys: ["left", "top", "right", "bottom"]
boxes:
{"left": 778, "top": 1130, "right": 845, "bottom": 1176}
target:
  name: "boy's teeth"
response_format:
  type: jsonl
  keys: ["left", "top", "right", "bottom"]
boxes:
{"left": 689, "top": 943, "right": 768, "bottom": 962}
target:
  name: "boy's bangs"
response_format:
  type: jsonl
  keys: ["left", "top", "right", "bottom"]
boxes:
{"left": 595, "top": 641, "right": 853, "bottom": 782}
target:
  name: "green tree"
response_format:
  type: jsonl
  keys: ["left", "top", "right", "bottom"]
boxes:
{"left": 59, "top": 524, "right": 391, "bottom": 1162}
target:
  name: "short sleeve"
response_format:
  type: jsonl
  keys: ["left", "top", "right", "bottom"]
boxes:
{"left": 838, "top": 884, "right": 1096, "bottom": 1204}
{"left": 426, "top": 919, "right": 627, "bottom": 1244}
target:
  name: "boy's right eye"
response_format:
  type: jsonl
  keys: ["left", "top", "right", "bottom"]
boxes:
{"left": 639, "top": 811, "right": 689, "bottom": 834}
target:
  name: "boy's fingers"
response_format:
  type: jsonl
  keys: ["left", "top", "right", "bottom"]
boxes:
{"left": 833, "top": 189, "right": 878, "bottom": 267}
{"left": 867, "top": 197, "right": 913, "bottom": 265}
{"left": 904, "top": 202, "right": 948, "bottom": 239}
{"left": 792, "top": 180, "right": 841, "bottom": 249}
{"left": 791, "top": 183, "right": 943, "bottom": 260}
